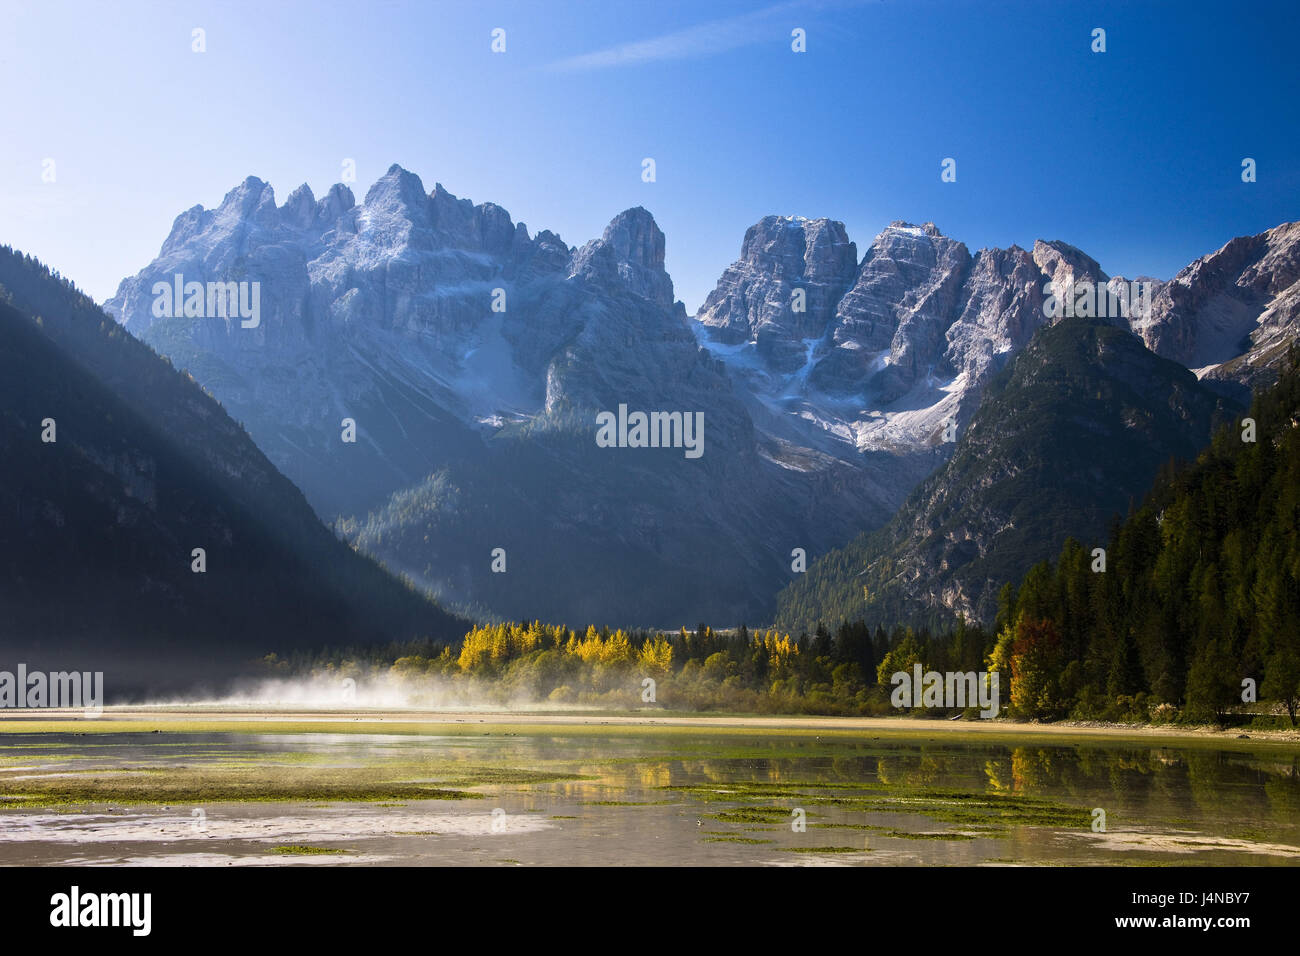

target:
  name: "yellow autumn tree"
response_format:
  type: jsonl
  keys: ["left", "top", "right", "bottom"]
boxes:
{"left": 600, "top": 629, "right": 633, "bottom": 666}
{"left": 637, "top": 635, "right": 673, "bottom": 675}
{"left": 457, "top": 625, "right": 496, "bottom": 672}
{"left": 570, "top": 625, "right": 605, "bottom": 665}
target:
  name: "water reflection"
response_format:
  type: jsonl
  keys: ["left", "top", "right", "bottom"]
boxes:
{"left": 0, "top": 731, "right": 1296, "bottom": 865}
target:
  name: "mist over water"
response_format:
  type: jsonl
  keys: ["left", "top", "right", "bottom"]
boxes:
{"left": 146, "top": 671, "right": 593, "bottom": 712}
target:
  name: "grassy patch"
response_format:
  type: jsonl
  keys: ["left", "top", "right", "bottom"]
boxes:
{"left": 882, "top": 830, "right": 977, "bottom": 841}
{"left": 806, "top": 789, "right": 1090, "bottom": 829}
{"left": 707, "top": 807, "right": 797, "bottom": 824}
{"left": 813, "top": 822, "right": 890, "bottom": 831}
{"left": 0, "top": 753, "right": 588, "bottom": 807}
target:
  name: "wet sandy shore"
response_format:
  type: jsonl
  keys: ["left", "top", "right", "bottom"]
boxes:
{"left": 0, "top": 707, "right": 1296, "bottom": 747}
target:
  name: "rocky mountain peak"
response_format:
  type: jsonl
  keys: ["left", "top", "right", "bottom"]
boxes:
{"left": 697, "top": 214, "right": 857, "bottom": 359}
{"left": 809, "top": 221, "right": 972, "bottom": 401}
{"left": 599, "top": 206, "right": 666, "bottom": 270}
{"left": 281, "top": 183, "right": 317, "bottom": 230}
{"left": 159, "top": 204, "right": 209, "bottom": 257}
{"left": 316, "top": 183, "right": 355, "bottom": 227}
{"left": 218, "top": 175, "right": 276, "bottom": 214}
{"left": 569, "top": 207, "right": 673, "bottom": 307}
{"left": 363, "top": 165, "right": 431, "bottom": 221}
{"left": 884, "top": 220, "right": 944, "bottom": 239}
{"left": 1134, "top": 220, "right": 1300, "bottom": 387}
{"left": 217, "top": 176, "right": 278, "bottom": 223}
{"left": 1032, "top": 239, "right": 1107, "bottom": 295}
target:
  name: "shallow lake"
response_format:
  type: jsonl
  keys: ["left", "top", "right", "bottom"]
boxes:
{"left": 0, "top": 726, "right": 1297, "bottom": 865}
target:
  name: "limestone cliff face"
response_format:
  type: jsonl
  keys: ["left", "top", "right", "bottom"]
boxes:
{"left": 697, "top": 216, "right": 1299, "bottom": 459}
{"left": 1132, "top": 221, "right": 1300, "bottom": 395}
{"left": 697, "top": 216, "right": 858, "bottom": 371}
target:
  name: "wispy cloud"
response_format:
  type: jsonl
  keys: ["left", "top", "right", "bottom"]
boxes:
{"left": 546, "top": 0, "right": 837, "bottom": 73}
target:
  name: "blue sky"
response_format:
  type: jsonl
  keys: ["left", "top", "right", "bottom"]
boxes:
{"left": 1, "top": 0, "right": 1296, "bottom": 311}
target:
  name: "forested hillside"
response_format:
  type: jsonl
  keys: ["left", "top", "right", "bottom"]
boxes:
{"left": 991, "top": 347, "right": 1300, "bottom": 722}
{"left": 775, "top": 318, "right": 1239, "bottom": 634}
{"left": 0, "top": 248, "right": 465, "bottom": 692}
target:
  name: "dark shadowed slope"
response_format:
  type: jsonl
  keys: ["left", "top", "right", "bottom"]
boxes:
{"left": 0, "top": 247, "right": 466, "bottom": 694}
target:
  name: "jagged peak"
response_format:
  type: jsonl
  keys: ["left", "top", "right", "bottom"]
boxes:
{"left": 605, "top": 205, "right": 658, "bottom": 230}
{"left": 883, "top": 220, "right": 945, "bottom": 238}
{"left": 770, "top": 214, "right": 841, "bottom": 227}
{"left": 1262, "top": 219, "right": 1300, "bottom": 244}
{"left": 362, "top": 165, "right": 430, "bottom": 220}
{"left": 535, "top": 228, "right": 566, "bottom": 248}
{"left": 159, "top": 204, "right": 209, "bottom": 255}
{"left": 736, "top": 215, "right": 853, "bottom": 264}
{"left": 368, "top": 163, "right": 425, "bottom": 192}
{"left": 566, "top": 207, "right": 673, "bottom": 305}
{"left": 766, "top": 214, "right": 847, "bottom": 230}
{"left": 598, "top": 207, "right": 665, "bottom": 271}
{"left": 971, "top": 243, "right": 1033, "bottom": 260}
{"left": 217, "top": 175, "right": 275, "bottom": 211}
{"left": 284, "top": 182, "right": 315, "bottom": 205}
{"left": 1032, "top": 238, "right": 1107, "bottom": 281}
{"left": 280, "top": 183, "right": 317, "bottom": 230}
{"left": 322, "top": 183, "right": 355, "bottom": 210}
{"left": 1034, "top": 237, "right": 1091, "bottom": 258}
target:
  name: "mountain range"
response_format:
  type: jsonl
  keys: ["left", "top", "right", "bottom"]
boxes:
{"left": 99, "top": 165, "right": 1300, "bottom": 628}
